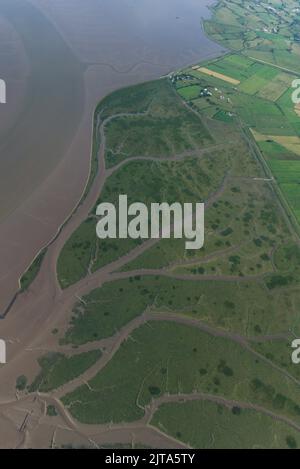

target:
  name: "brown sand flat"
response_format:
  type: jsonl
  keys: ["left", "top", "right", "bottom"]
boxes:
{"left": 0, "top": 0, "right": 85, "bottom": 222}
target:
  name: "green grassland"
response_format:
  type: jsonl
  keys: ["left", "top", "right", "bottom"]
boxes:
{"left": 120, "top": 170, "right": 291, "bottom": 277}
{"left": 177, "top": 84, "right": 202, "bottom": 100}
{"left": 151, "top": 400, "right": 300, "bottom": 449}
{"left": 258, "top": 140, "right": 299, "bottom": 162}
{"left": 57, "top": 152, "right": 230, "bottom": 288}
{"left": 253, "top": 338, "right": 300, "bottom": 383}
{"left": 269, "top": 161, "right": 300, "bottom": 184}
{"left": 57, "top": 79, "right": 228, "bottom": 289}
{"left": 28, "top": 350, "right": 102, "bottom": 393}
{"left": 62, "top": 321, "right": 300, "bottom": 425}
{"left": 269, "top": 160, "right": 300, "bottom": 221}
{"left": 20, "top": 248, "right": 47, "bottom": 292}
{"left": 62, "top": 273, "right": 300, "bottom": 345}
{"left": 104, "top": 80, "right": 212, "bottom": 169}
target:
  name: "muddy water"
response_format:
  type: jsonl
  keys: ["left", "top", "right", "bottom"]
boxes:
{"left": 31, "top": 0, "right": 223, "bottom": 68}
{"left": 0, "top": 0, "right": 84, "bottom": 220}
{"left": 0, "top": 0, "right": 223, "bottom": 311}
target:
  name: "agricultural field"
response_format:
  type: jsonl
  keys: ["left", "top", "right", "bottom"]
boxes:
{"left": 204, "top": 0, "right": 300, "bottom": 73}
{"left": 174, "top": 49, "right": 300, "bottom": 223}
{"left": 192, "top": 0, "right": 300, "bottom": 229}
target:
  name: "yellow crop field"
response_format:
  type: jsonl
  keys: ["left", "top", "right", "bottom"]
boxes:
{"left": 251, "top": 129, "right": 300, "bottom": 156}
{"left": 196, "top": 67, "right": 240, "bottom": 85}
{"left": 258, "top": 72, "right": 294, "bottom": 102}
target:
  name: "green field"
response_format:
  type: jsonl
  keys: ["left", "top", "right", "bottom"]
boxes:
{"left": 61, "top": 273, "right": 300, "bottom": 347}
{"left": 104, "top": 80, "right": 212, "bottom": 169}
{"left": 200, "top": 0, "right": 300, "bottom": 229}
{"left": 175, "top": 7, "right": 300, "bottom": 225}
{"left": 177, "top": 85, "right": 202, "bottom": 100}
{"left": 62, "top": 321, "right": 300, "bottom": 425}
{"left": 57, "top": 151, "right": 229, "bottom": 288}
{"left": 151, "top": 400, "right": 300, "bottom": 449}
{"left": 57, "top": 80, "right": 220, "bottom": 289}
{"left": 204, "top": 0, "right": 300, "bottom": 73}
{"left": 29, "top": 350, "right": 102, "bottom": 393}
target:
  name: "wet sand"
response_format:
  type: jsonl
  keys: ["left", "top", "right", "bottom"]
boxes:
{"left": 0, "top": 0, "right": 84, "bottom": 220}
{"left": 0, "top": 0, "right": 223, "bottom": 311}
